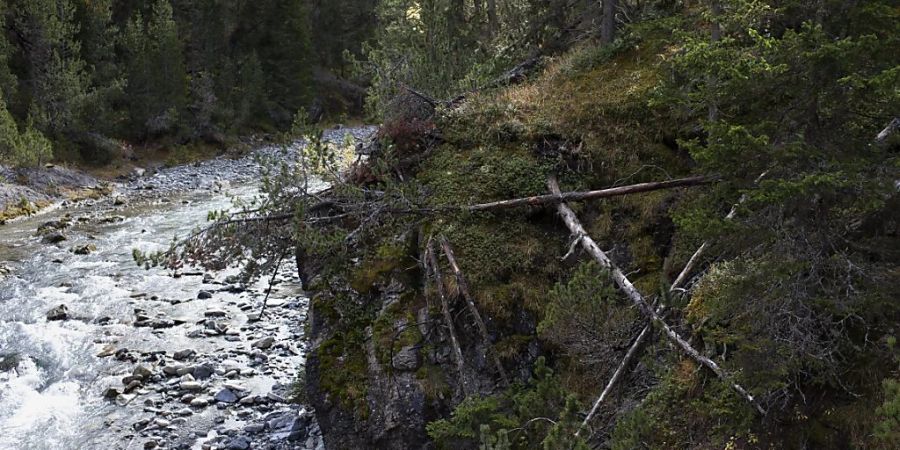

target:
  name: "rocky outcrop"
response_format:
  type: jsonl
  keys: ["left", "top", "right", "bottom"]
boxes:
{"left": 303, "top": 238, "right": 534, "bottom": 449}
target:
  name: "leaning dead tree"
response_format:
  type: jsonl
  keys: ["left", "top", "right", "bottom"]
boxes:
{"left": 575, "top": 172, "right": 769, "bottom": 436}
{"left": 547, "top": 176, "right": 767, "bottom": 416}
{"left": 425, "top": 238, "right": 471, "bottom": 396}
{"left": 440, "top": 236, "right": 510, "bottom": 387}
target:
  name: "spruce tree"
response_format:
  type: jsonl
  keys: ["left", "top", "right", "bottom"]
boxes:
{"left": 121, "top": 0, "right": 186, "bottom": 139}
{"left": 9, "top": 0, "right": 89, "bottom": 137}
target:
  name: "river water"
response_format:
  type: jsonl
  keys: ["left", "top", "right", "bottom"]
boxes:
{"left": 0, "top": 127, "right": 373, "bottom": 450}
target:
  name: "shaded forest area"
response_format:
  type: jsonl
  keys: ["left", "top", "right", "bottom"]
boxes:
{"left": 0, "top": 0, "right": 377, "bottom": 167}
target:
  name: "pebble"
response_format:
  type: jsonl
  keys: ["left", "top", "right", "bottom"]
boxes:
{"left": 180, "top": 381, "right": 203, "bottom": 391}
{"left": 190, "top": 398, "right": 209, "bottom": 408}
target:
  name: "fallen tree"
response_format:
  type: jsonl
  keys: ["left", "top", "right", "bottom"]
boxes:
{"left": 547, "top": 175, "right": 767, "bottom": 416}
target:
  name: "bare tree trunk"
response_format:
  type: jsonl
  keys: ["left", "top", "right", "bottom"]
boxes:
{"left": 600, "top": 0, "right": 618, "bottom": 45}
{"left": 439, "top": 236, "right": 510, "bottom": 387}
{"left": 425, "top": 238, "right": 470, "bottom": 395}
{"left": 708, "top": 1, "right": 723, "bottom": 121}
{"left": 547, "top": 176, "right": 766, "bottom": 416}
{"left": 487, "top": 0, "right": 499, "bottom": 31}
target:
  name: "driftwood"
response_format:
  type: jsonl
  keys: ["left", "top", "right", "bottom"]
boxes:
{"left": 439, "top": 236, "right": 510, "bottom": 387}
{"left": 426, "top": 238, "right": 470, "bottom": 395}
{"left": 547, "top": 176, "right": 766, "bottom": 416}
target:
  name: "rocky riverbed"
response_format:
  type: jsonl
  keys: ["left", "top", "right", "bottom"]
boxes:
{"left": 0, "top": 126, "right": 376, "bottom": 450}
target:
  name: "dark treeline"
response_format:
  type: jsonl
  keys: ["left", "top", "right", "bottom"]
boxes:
{"left": 0, "top": 0, "right": 622, "bottom": 168}
{"left": 0, "top": 0, "right": 379, "bottom": 167}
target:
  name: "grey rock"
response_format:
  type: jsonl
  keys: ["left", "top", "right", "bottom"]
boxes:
{"left": 252, "top": 337, "right": 275, "bottom": 350}
{"left": 180, "top": 381, "right": 202, "bottom": 391}
{"left": 190, "top": 397, "right": 209, "bottom": 408}
{"left": 72, "top": 244, "right": 97, "bottom": 255}
{"left": 133, "top": 365, "right": 153, "bottom": 380}
{"left": 214, "top": 388, "right": 239, "bottom": 404}
{"left": 225, "top": 436, "right": 251, "bottom": 450}
{"left": 191, "top": 363, "right": 215, "bottom": 380}
{"left": 391, "top": 346, "right": 421, "bottom": 371}
{"left": 243, "top": 423, "right": 265, "bottom": 434}
{"left": 46, "top": 304, "right": 69, "bottom": 321}
{"left": 41, "top": 232, "right": 67, "bottom": 244}
{"left": 197, "top": 291, "right": 213, "bottom": 300}
{"left": 173, "top": 349, "right": 196, "bottom": 361}
{"left": 103, "top": 387, "right": 121, "bottom": 399}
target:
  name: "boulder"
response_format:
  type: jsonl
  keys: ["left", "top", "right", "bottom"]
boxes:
{"left": 252, "top": 336, "right": 275, "bottom": 350}
{"left": 173, "top": 349, "right": 196, "bottom": 361}
{"left": 42, "top": 232, "right": 67, "bottom": 244}
{"left": 72, "top": 244, "right": 97, "bottom": 255}
{"left": 46, "top": 304, "right": 69, "bottom": 321}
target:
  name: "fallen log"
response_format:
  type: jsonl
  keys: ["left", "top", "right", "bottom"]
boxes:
{"left": 547, "top": 176, "right": 766, "bottom": 416}
{"left": 461, "top": 176, "right": 712, "bottom": 213}
{"left": 425, "top": 237, "right": 470, "bottom": 395}
{"left": 577, "top": 171, "right": 770, "bottom": 434}
{"left": 439, "top": 236, "right": 510, "bottom": 387}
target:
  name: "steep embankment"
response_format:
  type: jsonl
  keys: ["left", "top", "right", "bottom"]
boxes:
{"left": 303, "top": 17, "right": 898, "bottom": 450}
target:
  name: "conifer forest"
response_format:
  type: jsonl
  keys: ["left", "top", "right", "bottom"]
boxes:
{"left": 0, "top": 1, "right": 898, "bottom": 449}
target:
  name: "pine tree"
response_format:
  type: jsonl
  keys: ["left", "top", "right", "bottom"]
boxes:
{"left": 121, "top": 0, "right": 186, "bottom": 139}
{"left": 9, "top": 0, "right": 89, "bottom": 137}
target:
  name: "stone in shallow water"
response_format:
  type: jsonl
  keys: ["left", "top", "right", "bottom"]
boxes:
{"left": 46, "top": 304, "right": 69, "bottom": 321}
{"left": 197, "top": 291, "right": 213, "bottom": 300}
{"left": 192, "top": 364, "right": 215, "bottom": 380}
{"left": 133, "top": 365, "right": 153, "bottom": 380}
{"left": 103, "top": 387, "right": 121, "bottom": 399}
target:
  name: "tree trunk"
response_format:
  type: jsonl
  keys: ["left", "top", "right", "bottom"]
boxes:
{"left": 600, "top": 0, "right": 618, "bottom": 45}
{"left": 547, "top": 176, "right": 766, "bottom": 416}
{"left": 439, "top": 236, "right": 510, "bottom": 387}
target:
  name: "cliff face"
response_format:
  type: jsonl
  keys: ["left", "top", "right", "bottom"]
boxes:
{"left": 303, "top": 233, "right": 529, "bottom": 448}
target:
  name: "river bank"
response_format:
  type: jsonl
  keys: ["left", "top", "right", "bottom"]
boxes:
{"left": 0, "top": 126, "right": 375, "bottom": 450}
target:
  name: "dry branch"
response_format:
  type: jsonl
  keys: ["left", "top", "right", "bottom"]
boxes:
{"left": 547, "top": 176, "right": 766, "bottom": 416}
{"left": 439, "top": 236, "right": 510, "bottom": 387}
{"left": 462, "top": 176, "right": 712, "bottom": 213}
{"left": 425, "top": 237, "right": 470, "bottom": 395}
